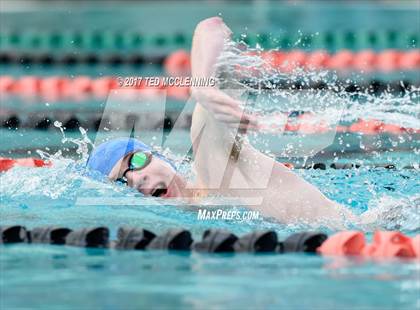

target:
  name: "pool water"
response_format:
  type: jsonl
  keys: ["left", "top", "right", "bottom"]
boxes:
{"left": 1, "top": 245, "right": 418, "bottom": 310}
{"left": 1, "top": 65, "right": 419, "bottom": 309}
{"left": 1, "top": 144, "right": 419, "bottom": 309}
{"left": 1, "top": 3, "right": 419, "bottom": 308}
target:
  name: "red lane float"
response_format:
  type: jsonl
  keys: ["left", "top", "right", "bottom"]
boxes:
{"left": 285, "top": 116, "right": 415, "bottom": 135}
{"left": 353, "top": 50, "right": 377, "bottom": 72}
{"left": 362, "top": 231, "right": 416, "bottom": 258}
{"left": 318, "top": 231, "right": 418, "bottom": 259}
{"left": 163, "top": 49, "right": 191, "bottom": 77}
{"left": 0, "top": 73, "right": 417, "bottom": 106}
{"left": 0, "top": 157, "right": 295, "bottom": 173}
{"left": 0, "top": 75, "right": 14, "bottom": 92}
{"left": 165, "top": 49, "right": 420, "bottom": 75}
{"left": 400, "top": 50, "right": 420, "bottom": 70}
{"left": 328, "top": 50, "right": 355, "bottom": 71}
{"left": 346, "top": 119, "right": 419, "bottom": 135}
{"left": 0, "top": 157, "right": 51, "bottom": 172}
{"left": 317, "top": 231, "right": 366, "bottom": 256}
{"left": 411, "top": 235, "right": 420, "bottom": 257}
{"left": 0, "top": 75, "right": 191, "bottom": 102}
{"left": 348, "top": 119, "right": 385, "bottom": 135}
{"left": 305, "top": 50, "right": 331, "bottom": 70}
{"left": 1, "top": 75, "right": 419, "bottom": 135}
{"left": 259, "top": 49, "right": 420, "bottom": 72}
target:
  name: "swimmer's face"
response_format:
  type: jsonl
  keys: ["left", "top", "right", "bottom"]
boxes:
{"left": 109, "top": 153, "right": 186, "bottom": 198}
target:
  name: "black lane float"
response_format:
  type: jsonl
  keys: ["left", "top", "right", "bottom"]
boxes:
{"left": 1, "top": 225, "right": 418, "bottom": 259}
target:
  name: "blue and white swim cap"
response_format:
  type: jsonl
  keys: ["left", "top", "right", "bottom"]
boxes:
{"left": 86, "top": 138, "right": 175, "bottom": 176}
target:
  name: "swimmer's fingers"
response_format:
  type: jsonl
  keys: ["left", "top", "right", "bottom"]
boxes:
{"left": 192, "top": 87, "right": 259, "bottom": 128}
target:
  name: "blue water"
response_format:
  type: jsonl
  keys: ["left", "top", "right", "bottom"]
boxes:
{"left": 1, "top": 244, "right": 419, "bottom": 310}
{"left": 1, "top": 148, "right": 419, "bottom": 309}
{"left": 1, "top": 84, "right": 419, "bottom": 308}
{"left": 1, "top": 11, "right": 419, "bottom": 306}
{"left": 1, "top": 161, "right": 419, "bottom": 233}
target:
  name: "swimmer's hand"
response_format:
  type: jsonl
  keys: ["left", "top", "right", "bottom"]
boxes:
{"left": 191, "top": 17, "right": 259, "bottom": 131}
{"left": 191, "top": 87, "right": 259, "bottom": 131}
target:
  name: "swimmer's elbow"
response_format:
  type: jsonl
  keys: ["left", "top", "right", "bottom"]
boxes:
{"left": 194, "top": 17, "right": 232, "bottom": 38}
{"left": 195, "top": 17, "right": 223, "bottom": 32}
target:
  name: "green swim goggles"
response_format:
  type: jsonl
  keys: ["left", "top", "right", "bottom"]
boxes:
{"left": 116, "top": 151, "right": 153, "bottom": 185}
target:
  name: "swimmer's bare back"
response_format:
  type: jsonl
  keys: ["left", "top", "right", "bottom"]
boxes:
{"left": 189, "top": 17, "right": 357, "bottom": 228}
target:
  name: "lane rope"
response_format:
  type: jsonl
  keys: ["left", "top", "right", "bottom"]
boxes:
{"left": 0, "top": 157, "right": 417, "bottom": 173}
{"left": 0, "top": 75, "right": 418, "bottom": 104}
{"left": 0, "top": 49, "right": 418, "bottom": 72}
{"left": 0, "top": 225, "right": 418, "bottom": 259}
{"left": 1, "top": 30, "right": 418, "bottom": 51}
{"left": 2, "top": 110, "right": 419, "bottom": 135}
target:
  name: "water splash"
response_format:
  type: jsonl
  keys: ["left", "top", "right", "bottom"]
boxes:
{"left": 360, "top": 194, "right": 420, "bottom": 232}
{"left": 1, "top": 130, "right": 418, "bottom": 233}
{"left": 215, "top": 38, "right": 420, "bottom": 129}
{"left": 1, "top": 125, "right": 125, "bottom": 201}
{"left": 1, "top": 35, "right": 419, "bottom": 233}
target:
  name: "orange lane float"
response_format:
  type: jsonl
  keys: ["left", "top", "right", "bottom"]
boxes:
{"left": 164, "top": 49, "right": 420, "bottom": 75}
{"left": 284, "top": 113, "right": 330, "bottom": 134}
{"left": 362, "top": 231, "right": 416, "bottom": 258}
{"left": 411, "top": 235, "right": 420, "bottom": 257}
{"left": 259, "top": 49, "right": 420, "bottom": 72}
{"left": 0, "top": 222, "right": 417, "bottom": 259}
{"left": 328, "top": 50, "right": 355, "bottom": 71}
{"left": 1, "top": 75, "right": 419, "bottom": 135}
{"left": 282, "top": 50, "right": 307, "bottom": 73}
{"left": 353, "top": 50, "right": 377, "bottom": 72}
{"left": 318, "top": 231, "right": 418, "bottom": 259}
{"left": 348, "top": 119, "right": 385, "bottom": 135}
{"left": 399, "top": 49, "right": 420, "bottom": 70}
{"left": 347, "top": 119, "right": 414, "bottom": 135}
{"left": 0, "top": 157, "right": 51, "bottom": 172}
{"left": 0, "top": 74, "right": 418, "bottom": 104}
{"left": 376, "top": 50, "right": 401, "bottom": 72}
{"left": 0, "top": 75, "right": 15, "bottom": 92}
{"left": 296, "top": 113, "right": 330, "bottom": 134}
{"left": 317, "top": 231, "right": 366, "bottom": 256}
{"left": 305, "top": 50, "right": 331, "bottom": 70}
{"left": 39, "top": 76, "right": 71, "bottom": 101}
{"left": 91, "top": 77, "right": 120, "bottom": 99}
{"left": 0, "top": 157, "right": 295, "bottom": 173}
{"left": 0, "top": 75, "right": 191, "bottom": 102}
{"left": 163, "top": 49, "right": 191, "bottom": 77}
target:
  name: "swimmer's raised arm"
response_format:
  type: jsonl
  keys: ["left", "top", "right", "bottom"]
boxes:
{"left": 191, "top": 17, "right": 228, "bottom": 78}
{"left": 190, "top": 17, "right": 258, "bottom": 130}
{"left": 189, "top": 17, "right": 358, "bottom": 228}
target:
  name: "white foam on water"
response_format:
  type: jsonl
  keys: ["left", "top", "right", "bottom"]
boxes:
{"left": 215, "top": 39, "right": 420, "bottom": 129}
{"left": 1, "top": 38, "right": 418, "bottom": 232}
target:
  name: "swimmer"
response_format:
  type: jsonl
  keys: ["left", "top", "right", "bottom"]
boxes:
{"left": 87, "top": 17, "right": 357, "bottom": 228}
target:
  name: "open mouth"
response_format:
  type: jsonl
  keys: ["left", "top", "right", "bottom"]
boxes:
{"left": 151, "top": 186, "right": 168, "bottom": 197}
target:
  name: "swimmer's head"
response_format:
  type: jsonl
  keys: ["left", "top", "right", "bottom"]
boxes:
{"left": 86, "top": 138, "right": 186, "bottom": 198}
